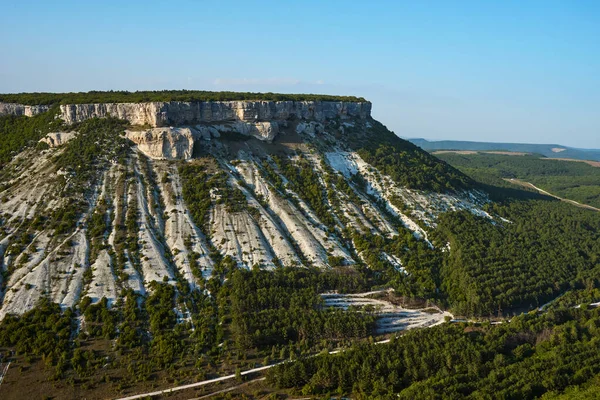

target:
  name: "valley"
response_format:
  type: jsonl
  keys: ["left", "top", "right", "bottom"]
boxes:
{"left": 505, "top": 178, "right": 600, "bottom": 212}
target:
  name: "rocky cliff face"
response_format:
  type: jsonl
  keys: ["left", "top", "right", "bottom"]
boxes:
{"left": 39, "top": 131, "right": 77, "bottom": 148}
{"left": 0, "top": 102, "right": 51, "bottom": 117}
{"left": 125, "top": 121, "right": 281, "bottom": 160}
{"left": 200, "top": 121, "right": 280, "bottom": 141}
{"left": 59, "top": 100, "right": 371, "bottom": 126}
{"left": 0, "top": 100, "right": 371, "bottom": 126}
{"left": 1, "top": 100, "right": 370, "bottom": 157}
{"left": 125, "top": 128, "right": 196, "bottom": 160}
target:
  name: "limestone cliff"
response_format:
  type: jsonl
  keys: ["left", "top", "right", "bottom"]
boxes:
{"left": 126, "top": 121, "right": 280, "bottom": 160}
{"left": 201, "top": 121, "right": 279, "bottom": 141}
{"left": 39, "top": 131, "right": 77, "bottom": 148}
{"left": 125, "top": 128, "right": 195, "bottom": 160}
{"left": 0, "top": 100, "right": 370, "bottom": 157}
{"left": 59, "top": 100, "right": 371, "bottom": 126}
{"left": 0, "top": 100, "right": 371, "bottom": 126}
{"left": 0, "top": 102, "right": 51, "bottom": 117}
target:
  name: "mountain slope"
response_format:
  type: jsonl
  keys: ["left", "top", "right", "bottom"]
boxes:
{"left": 0, "top": 99, "right": 491, "bottom": 318}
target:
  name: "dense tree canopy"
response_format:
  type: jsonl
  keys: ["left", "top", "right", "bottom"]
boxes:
{"left": 267, "top": 307, "right": 600, "bottom": 399}
{"left": 436, "top": 152, "right": 600, "bottom": 208}
{"left": 0, "top": 90, "right": 367, "bottom": 105}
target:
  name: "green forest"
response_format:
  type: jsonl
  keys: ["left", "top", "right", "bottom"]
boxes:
{"left": 0, "top": 90, "right": 367, "bottom": 105}
{"left": 436, "top": 202, "right": 600, "bottom": 316}
{"left": 435, "top": 152, "right": 600, "bottom": 208}
{"left": 262, "top": 167, "right": 600, "bottom": 398}
{"left": 267, "top": 307, "right": 600, "bottom": 399}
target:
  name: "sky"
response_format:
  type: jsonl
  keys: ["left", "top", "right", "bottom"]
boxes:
{"left": 1, "top": 1, "right": 599, "bottom": 149}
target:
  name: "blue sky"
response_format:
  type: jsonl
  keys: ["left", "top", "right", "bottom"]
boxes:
{"left": 1, "top": 1, "right": 598, "bottom": 148}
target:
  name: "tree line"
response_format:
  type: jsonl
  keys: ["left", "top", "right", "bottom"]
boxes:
{"left": 0, "top": 90, "right": 367, "bottom": 105}
{"left": 267, "top": 307, "right": 600, "bottom": 399}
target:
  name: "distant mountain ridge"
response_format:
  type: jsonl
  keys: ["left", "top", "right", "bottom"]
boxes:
{"left": 408, "top": 138, "right": 600, "bottom": 161}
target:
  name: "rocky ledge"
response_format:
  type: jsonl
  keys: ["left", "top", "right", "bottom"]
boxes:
{"left": 0, "top": 102, "right": 51, "bottom": 117}
{"left": 1, "top": 99, "right": 371, "bottom": 158}
{"left": 125, "top": 128, "right": 196, "bottom": 160}
{"left": 124, "top": 121, "right": 280, "bottom": 160}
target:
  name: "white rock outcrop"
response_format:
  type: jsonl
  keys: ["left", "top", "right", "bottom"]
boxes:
{"left": 296, "top": 121, "right": 324, "bottom": 137}
{"left": 57, "top": 101, "right": 371, "bottom": 126}
{"left": 126, "top": 127, "right": 195, "bottom": 160}
{"left": 39, "top": 131, "right": 77, "bottom": 148}
{"left": 209, "top": 121, "right": 280, "bottom": 142}
{"left": 0, "top": 100, "right": 370, "bottom": 145}
{"left": 126, "top": 121, "right": 283, "bottom": 160}
{"left": 0, "top": 102, "right": 51, "bottom": 117}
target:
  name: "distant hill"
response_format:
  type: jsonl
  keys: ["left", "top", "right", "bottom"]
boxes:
{"left": 408, "top": 138, "right": 600, "bottom": 161}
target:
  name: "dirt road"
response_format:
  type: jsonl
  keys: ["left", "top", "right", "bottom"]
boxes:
{"left": 505, "top": 178, "right": 599, "bottom": 212}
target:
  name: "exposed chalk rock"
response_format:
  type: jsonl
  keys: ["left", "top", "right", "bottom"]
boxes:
{"left": 39, "top": 131, "right": 77, "bottom": 148}
{"left": 212, "top": 121, "right": 279, "bottom": 142}
{"left": 0, "top": 102, "right": 51, "bottom": 117}
{"left": 126, "top": 127, "right": 196, "bottom": 160}
{"left": 195, "top": 125, "right": 212, "bottom": 140}
{"left": 0, "top": 101, "right": 371, "bottom": 126}
{"left": 296, "top": 121, "right": 324, "bottom": 137}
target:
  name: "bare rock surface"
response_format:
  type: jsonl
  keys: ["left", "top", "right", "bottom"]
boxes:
{"left": 126, "top": 127, "right": 195, "bottom": 160}
{"left": 40, "top": 131, "right": 77, "bottom": 148}
{"left": 57, "top": 101, "right": 371, "bottom": 126}
{"left": 0, "top": 100, "right": 371, "bottom": 126}
{"left": 0, "top": 102, "right": 50, "bottom": 116}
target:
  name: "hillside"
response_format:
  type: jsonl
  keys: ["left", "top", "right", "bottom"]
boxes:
{"left": 409, "top": 138, "right": 600, "bottom": 161}
{"left": 434, "top": 152, "right": 600, "bottom": 209}
{"left": 0, "top": 95, "right": 599, "bottom": 399}
{"left": 0, "top": 98, "right": 479, "bottom": 318}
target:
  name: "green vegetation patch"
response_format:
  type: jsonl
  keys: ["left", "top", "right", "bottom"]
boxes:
{"left": 0, "top": 107, "right": 63, "bottom": 167}
{"left": 436, "top": 152, "right": 600, "bottom": 208}
{"left": 272, "top": 155, "right": 336, "bottom": 229}
{"left": 267, "top": 307, "right": 600, "bottom": 399}
{"left": 437, "top": 201, "right": 600, "bottom": 316}
{"left": 229, "top": 267, "right": 375, "bottom": 350}
{"left": 349, "top": 120, "right": 473, "bottom": 192}
{"left": 0, "top": 90, "right": 367, "bottom": 105}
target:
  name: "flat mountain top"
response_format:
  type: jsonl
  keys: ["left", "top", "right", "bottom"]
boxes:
{"left": 0, "top": 90, "right": 367, "bottom": 105}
